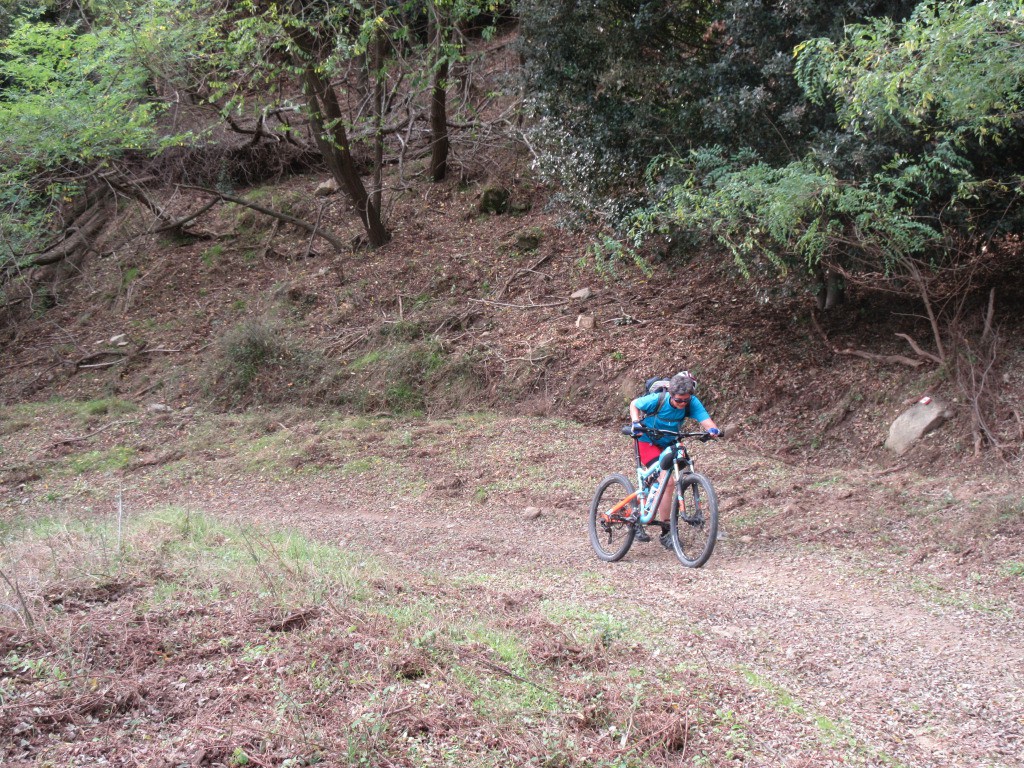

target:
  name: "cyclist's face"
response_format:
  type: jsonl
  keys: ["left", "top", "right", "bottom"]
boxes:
{"left": 670, "top": 394, "right": 691, "bottom": 408}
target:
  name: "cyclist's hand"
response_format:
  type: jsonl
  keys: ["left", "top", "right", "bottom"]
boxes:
{"left": 707, "top": 427, "right": 721, "bottom": 439}
{"left": 630, "top": 421, "right": 644, "bottom": 437}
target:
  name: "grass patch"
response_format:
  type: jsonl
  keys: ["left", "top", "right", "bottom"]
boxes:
{"left": 998, "top": 560, "right": 1024, "bottom": 578}
{"left": 909, "top": 575, "right": 1015, "bottom": 616}
{"left": 66, "top": 445, "right": 136, "bottom": 474}
{"left": 541, "top": 602, "right": 640, "bottom": 647}
{"left": 204, "top": 316, "right": 344, "bottom": 409}
{"left": 339, "top": 339, "right": 487, "bottom": 415}
{"left": 729, "top": 505, "right": 778, "bottom": 530}
{"left": 739, "top": 667, "right": 909, "bottom": 766}
{"left": 74, "top": 397, "right": 138, "bottom": 419}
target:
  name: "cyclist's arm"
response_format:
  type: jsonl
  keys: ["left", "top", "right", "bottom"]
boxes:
{"left": 629, "top": 399, "right": 643, "bottom": 423}
{"left": 630, "top": 393, "right": 658, "bottom": 422}
{"left": 689, "top": 396, "right": 719, "bottom": 434}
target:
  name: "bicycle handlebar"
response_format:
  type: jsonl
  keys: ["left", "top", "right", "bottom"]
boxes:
{"left": 620, "top": 424, "right": 722, "bottom": 441}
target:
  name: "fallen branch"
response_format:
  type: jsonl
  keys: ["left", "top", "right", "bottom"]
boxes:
{"left": 152, "top": 198, "right": 219, "bottom": 236}
{"left": 811, "top": 311, "right": 924, "bottom": 368}
{"left": 52, "top": 419, "right": 135, "bottom": 447}
{"left": 27, "top": 199, "right": 110, "bottom": 268}
{"left": 894, "top": 333, "right": 943, "bottom": 365}
{"left": 496, "top": 251, "right": 554, "bottom": 298}
{"left": 180, "top": 185, "right": 345, "bottom": 253}
{"left": 468, "top": 297, "right": 569, "bottom": 309}
{"left": 835, "top": 347, "right": 924, "bottom": 368}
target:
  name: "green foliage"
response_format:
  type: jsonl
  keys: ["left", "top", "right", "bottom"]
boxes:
{"left": 519, "top": 0, "right": 715, "bottom": 218}
{"left": 518, "top": 0, "right": 917, "bottom": 219}
{"left": 0, "top": 20, "right": 155, "bottom": 159}
{"left": 632, "top": 147, "right": 943, "bottom": 281}
{"left": 631, "top": 1, "right": 1024, "bottom": 296}
{"left": 583, "top": 234, "right": 652, "bottom": 279}
{"left": 795, "top": 1, "right": 1024, "bottom": 146}
{"left": 0, "top": 2, "right": 204, "bottom": 262}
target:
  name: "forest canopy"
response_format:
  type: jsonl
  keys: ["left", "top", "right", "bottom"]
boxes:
{"left": 1, "top": 2, "right": 1022, "bottom": 369}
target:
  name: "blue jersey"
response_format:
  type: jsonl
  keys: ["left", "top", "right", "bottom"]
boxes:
{"left": 633, "top": 392, "right": 711, "bottom": 447}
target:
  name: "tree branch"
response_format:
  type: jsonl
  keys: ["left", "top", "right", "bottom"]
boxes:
{"left": 179, "top": 185, "right": 345, "bottom": 253}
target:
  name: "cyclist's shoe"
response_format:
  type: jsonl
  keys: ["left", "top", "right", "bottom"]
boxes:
{"left": 659, "top": 532, "right": 674, "bottom": 551}
{"left": 635, "top": 526, "right": 652, "bottom": 543}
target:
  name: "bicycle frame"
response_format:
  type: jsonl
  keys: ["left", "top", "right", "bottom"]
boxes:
{"left": 631, "top": 440, "right": 692, "bottom": 524}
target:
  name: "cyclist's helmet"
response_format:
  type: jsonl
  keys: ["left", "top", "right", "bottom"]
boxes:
{"left": 669, "top": 371, "right": 697, "bottom": 396}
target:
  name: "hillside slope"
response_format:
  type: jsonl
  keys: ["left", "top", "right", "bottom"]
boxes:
{"left": 2, "top": 164, "right": 1022, "bottom": 473}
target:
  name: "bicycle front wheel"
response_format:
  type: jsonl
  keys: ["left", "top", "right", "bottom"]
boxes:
{"left": 588, "top": 473, "right": 637, "bottom": 562}
{"left": 668, "top": 472, "right": 719, "bottom": 568}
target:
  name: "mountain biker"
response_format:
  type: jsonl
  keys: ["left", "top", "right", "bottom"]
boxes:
{"left": 628, "top": 371, "right": 721, "bottom": 549}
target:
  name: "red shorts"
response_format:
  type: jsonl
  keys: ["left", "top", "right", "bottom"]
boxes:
{"left": 638, "top": 441, "right": 662, "bottom": 467}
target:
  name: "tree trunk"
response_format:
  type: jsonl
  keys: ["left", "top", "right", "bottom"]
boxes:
{"left": 371, "top": 10, "right": 386, "bottom": 214}
{"left": 300, "top": 66, "right": 390, "bottom": 247}
{"left": 284, "top": 14, "right": 390, "bottom": 248}
{"left": 816, "top": 266, "right": 844, "bottom": 311}
{"left": 428, "top": 2, "right": 450, "bottom": 182}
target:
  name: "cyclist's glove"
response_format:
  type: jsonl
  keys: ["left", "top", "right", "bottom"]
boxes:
{"left": 630, "top": 421, "right": 644, "bottom": 437}
{"left": 707, "top": 427, "right": 721, "bottom": 438}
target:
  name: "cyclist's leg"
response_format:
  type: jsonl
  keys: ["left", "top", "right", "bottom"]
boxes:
{"left": 657, "top": 471, "right": 674, "bottom": 524}
{"left": 635, "top": 442, "right": 663, "bottom": 541}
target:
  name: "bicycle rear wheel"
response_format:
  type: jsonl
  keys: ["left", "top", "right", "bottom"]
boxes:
{"left": 668, "top": 472, "right": 719, "bottom": 568}
{"left": 588, "top": 473, "right": 637, "bottom": 562}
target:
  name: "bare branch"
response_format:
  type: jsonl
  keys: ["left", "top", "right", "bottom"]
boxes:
{"left": 179, "top": 185, "right": 345, "bottom": 253}
{"left": 894, "top": 333, "right": 943, "bottom": 365}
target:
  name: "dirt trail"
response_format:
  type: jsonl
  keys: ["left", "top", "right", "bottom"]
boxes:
{"left": 153, "top": 461, "right": 1024, "bottom": 768}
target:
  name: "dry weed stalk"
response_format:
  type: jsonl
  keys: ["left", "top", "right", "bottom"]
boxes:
{"left": 0, "top": 566, "right": 35, "bottom": 629}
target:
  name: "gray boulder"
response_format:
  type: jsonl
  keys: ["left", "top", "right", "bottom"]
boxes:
{"left": 885, "top": 398, "right": 953, "bottom": 455}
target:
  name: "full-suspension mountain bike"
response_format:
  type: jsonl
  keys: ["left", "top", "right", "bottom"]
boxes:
{"left": 588, "top": 425, "right": 720, "bottom": 568}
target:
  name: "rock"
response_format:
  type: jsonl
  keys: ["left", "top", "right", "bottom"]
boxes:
{"left": 575, "top": 315, "right": 595, "bottom": 330}
{"left": 313, "top": 179, "right": 339, "bottom": 197}
{"left": 147, "top": 403, "right": 173, "bottom": 413}
{"left": 479, "top": 187, "right": 510, "bottom": 214}
{"left": 885, "top": 398, "right": 953, "bottom": 455}
{"left": 109, "top": 333, "right": 127, "bottom": 345}
{"left": 571, "top": 287, "right": 592, "bottom": 300}
{"left": 523, "top": 506, "right": 542, "bottom": 520}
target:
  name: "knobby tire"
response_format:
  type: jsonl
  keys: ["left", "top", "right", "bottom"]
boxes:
{"left": 588, "top": 473, "right": 637, "bottom": 562}
{"left": 668, "top": 472, "right": 718, "bottom": 568}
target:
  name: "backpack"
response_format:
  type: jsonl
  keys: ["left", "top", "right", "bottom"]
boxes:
{"left": 641, "top": 375, "right": 673, "bottom": 417}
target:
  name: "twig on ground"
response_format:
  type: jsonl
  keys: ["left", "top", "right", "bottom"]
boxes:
{"left": 52, "top": 419, "right": 135, "bottom": 447}
{"left": 496, "top": 252, "right": 554, "bottom": 298}
{"left": 469, "top": 652, "right": 554, "bottom": 695}
{"left": 468, "top": 298, "right": 569, "bottom": 309}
